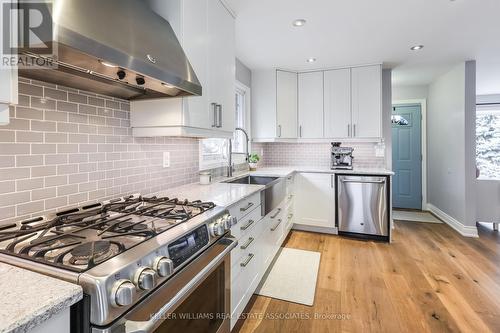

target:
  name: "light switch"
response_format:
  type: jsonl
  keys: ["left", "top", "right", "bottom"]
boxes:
{"left": 163, "top": 152, "right": 170, "bottom": 168}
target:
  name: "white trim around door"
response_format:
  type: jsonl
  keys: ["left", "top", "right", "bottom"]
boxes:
{"left": 392, "top": 99, "right": 427, "bottom": 210}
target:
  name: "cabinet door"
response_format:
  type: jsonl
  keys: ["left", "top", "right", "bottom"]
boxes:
{"left": 298, "top": 71, "right": 323, "bottom": 138}
{"left": 351, "top": 65, "right": 381, "bottom": 138}
{"left": 324, "top": 68, "right": 351, "bottom": 138}
{"left": 181, "top": 0, "right": 210, "bottom": 129}
{"left": 276, "top": 70, "right": 298, "bottom": 138}
{"left": 251, "top": 69, "right": 276, "bottom": 139}
{"left": 207, "top": 0, "right": 235, "bottom": 132}
{"left": 294, "top": 173, "right": 335, "bottom": 228}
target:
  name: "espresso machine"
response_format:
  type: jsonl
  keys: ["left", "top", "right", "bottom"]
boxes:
{"left": 331, "top": 142, "right": 354, "bottom": 170}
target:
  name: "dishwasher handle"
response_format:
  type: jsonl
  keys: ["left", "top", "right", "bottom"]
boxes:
{"left": 340, "top": 178, "right": 386, "bottom": 184}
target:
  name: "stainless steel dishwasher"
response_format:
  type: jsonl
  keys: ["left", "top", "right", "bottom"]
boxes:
{"left": 336, "top": 175, "right": 389, "bottom": 240}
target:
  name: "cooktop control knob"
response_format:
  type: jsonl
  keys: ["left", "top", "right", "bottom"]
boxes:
{"left": 210, "top": 220, "right": 225, "bottom": 236}
{"left": 135, "top": 267, "right": 156, "bottom": 290}
{"left": 223, "top": 215, "right": 232, "bottom": 230}
{"left": 154, "top": 257, "right": 174, "bottom": 277}
{"left": 111, "top": 280, "right": 135, "bottom": 307}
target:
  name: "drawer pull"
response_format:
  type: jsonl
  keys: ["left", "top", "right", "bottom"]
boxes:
{"left": 288, "top": 194, "right": 293, "bottom": 200}
{"left": 240, "top": 202, "right": 254, "bottom": 212}
{"left": 240, "top": 219, "right": 254, "bottom": 231}
{"left": 240, "top": 253, "right": 255, "bottom": 267}
{"left": 288, "top": 213, "right": 293, "bottom": 220}
{"left": 271, "top": 219, "right": 282, "bottom": 231}
{"left": 270, "top": 208, "right": 281, "bottom": 219}
{"left": 240, "top": 237, "right": 255, "bottom": 250}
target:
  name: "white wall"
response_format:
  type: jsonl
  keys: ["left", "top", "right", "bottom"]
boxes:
{"left": 427, "top": 61, "right": 477, "bottom": 235}
{"left": 392, "top": 85, "right": 428, "bottom": 101}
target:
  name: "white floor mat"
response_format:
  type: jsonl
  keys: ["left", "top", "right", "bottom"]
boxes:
{"left": 393, "top": 210, "right": 442, "bottom": 224}
{"left": 256, "top": 248, "right": 321, "bottom": 306}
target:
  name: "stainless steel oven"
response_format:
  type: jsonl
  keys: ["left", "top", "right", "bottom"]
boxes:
{"left": 93, "top": 236, "right": 237, "bottom": 333}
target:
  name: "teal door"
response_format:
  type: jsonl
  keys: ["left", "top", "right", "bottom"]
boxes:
{"left": 392, "top": 104, "right": 422, "bottom": 209}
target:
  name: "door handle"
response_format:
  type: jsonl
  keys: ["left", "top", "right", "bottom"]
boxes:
{"left": 240, "top": 253, "right": 254, "bottom": 267}
{"left": 240, "top": 219, "right": 255, "bottom": 231}
{"left": 240, "top": 202, "right": 254, "bottom": 212}
{"left": 240, "top": 237, "right": 254, "bottom": 250}
{"left": 216, "top": 104, "right": 222, "bottom": 128}
{"left": 211, "top": 103, "right": 217, "bottom": 127}
{"left": 271, "top": 219, "right": 282, "bottom": 231}
{"left": 270, "top": 208, "right": 281, "bottom": 219}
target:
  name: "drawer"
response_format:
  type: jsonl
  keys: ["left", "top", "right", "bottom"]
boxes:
{"left": 230, "top": 217, "right": 264, "bottom": 268}
{"left": 228, "top": 191, "right": 262, "bottom": 221}
{"left": 230, "top": 248, "right": 259, "bottom": 313}
{"left": 230, "top": 204, "right": 262, "bottom": 240}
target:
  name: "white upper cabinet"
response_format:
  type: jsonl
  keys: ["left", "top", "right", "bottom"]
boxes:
{"left": 251, "top": 69, "right": 276, "bottom": 140}
{"left": 252, "top": 64, "right": 382, "bottom": 141}
{"left": 324, "top": 68, "right": 351, "bottom": 138}
{"left": 276, "top": 70, "right": 298, "bottom": 138}
{"left": 207, "top": 0, "right": 235, "bottom": 133}
{"left": 298, "top": 71, "right": 324, "bottom": 138}
{"left": 351, "top": 65, "right": 382, "bottom": 138}
{"left": 130, "top": 0, "right": 235, "bottom": 137}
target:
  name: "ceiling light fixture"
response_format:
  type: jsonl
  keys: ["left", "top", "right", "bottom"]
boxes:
{"left": 307, "top": 58, "right": 316, "bottom": 63}
{"left": 410, "top": 45, "right": 424, "bottom": 51}
{"left": 292, "top": 19, "right": 306, "bottom": 27}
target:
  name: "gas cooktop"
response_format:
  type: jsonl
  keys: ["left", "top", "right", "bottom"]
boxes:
{"left": 0, "top": 194, "right": 216, "bottom": 272}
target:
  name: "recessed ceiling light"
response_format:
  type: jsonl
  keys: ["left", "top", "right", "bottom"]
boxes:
{"left": 292, "top": 19, "right": 306, "bottom": 27}
{"left": 306, "top": 58, "right": 316, "bottom": 63}
{"left": 410, "top": 45, "right": 424, "bottom": 51}
{"left": 99, "top": 60, "right": 118, "bottom": 68}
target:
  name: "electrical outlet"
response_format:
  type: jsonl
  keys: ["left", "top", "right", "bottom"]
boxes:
{"left": 163, "top": 152, "right": 170, "bottom": 168}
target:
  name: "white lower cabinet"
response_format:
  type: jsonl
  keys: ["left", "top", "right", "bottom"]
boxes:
{"left": 229, "top": 186, "right": 293, "bottom": 330}
{"left": 293, "top": 172, "right": 336, "bottom": 230}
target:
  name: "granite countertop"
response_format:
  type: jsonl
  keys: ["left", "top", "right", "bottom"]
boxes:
{"left": 0, "top": 263, "right": 82, "bottom": 333}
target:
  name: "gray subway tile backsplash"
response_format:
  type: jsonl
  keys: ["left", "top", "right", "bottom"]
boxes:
{"left": 0, "top": 78, "right": 200, "bottom": 225}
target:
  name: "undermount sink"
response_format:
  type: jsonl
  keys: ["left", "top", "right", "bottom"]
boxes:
{"left": 225, "top": 175, "right": 279, "bottom": 186}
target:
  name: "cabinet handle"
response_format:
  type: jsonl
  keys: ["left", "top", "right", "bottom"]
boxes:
{"left": 299, "top": 125, "right": 302, "bottom": 138}
{"left": 270, "top": 208, "right": 281, "bottom": 219}
{"left": 240, "top": 237, "right": 255, "bottom": 250}
{"left": 240, "top": 219, "right": 254, "bottom": 231}
{"left": 278, "top": 125, "right": 282, "bottom": 137}
{"left": 347, "top": 124, "right": 351, "bottom": 137}
{"left": 288, "top": 194, "right": 293, "bottom": 200}
{"left": 240, "top": 202, "right": 254, "bottom": 212}
{"left": 215, "top": 104, "right": 222, "bottom": 128}
{"left": 240, "top": 253, "right": 254, "bottom": 267}
{"left": 353, "top": 124, "right": 356, "bottom": 137}
{"left": 331, "top": 174, "right": 334, "bottom": 188}
{"left": 288, "top": 213, "right": 293, "bottom": 220}
{"left": 271, "top": 219, "right": 282, "bottom": 231}
{"left": 211, "top": 103, "right": 217, "bottom": 127}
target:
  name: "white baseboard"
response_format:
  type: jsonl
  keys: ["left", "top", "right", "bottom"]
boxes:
{"left": 427, "top": 204, "right": 478, "bottom": 237}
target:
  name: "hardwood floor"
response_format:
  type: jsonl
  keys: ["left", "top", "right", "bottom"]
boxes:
{"left": 234, "top": 222, "right": 500, "bottom": 333}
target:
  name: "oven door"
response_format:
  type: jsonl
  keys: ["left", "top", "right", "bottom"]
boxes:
{"left": 92, "top": 236, "right": 237, "bottom": 333}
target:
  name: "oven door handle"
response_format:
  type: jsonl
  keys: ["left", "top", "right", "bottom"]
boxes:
{"left": 124, "top": 237, "right": 238, "bottom": 333}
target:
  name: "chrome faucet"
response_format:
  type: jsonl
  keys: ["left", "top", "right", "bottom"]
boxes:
{"left": 227, "top": 127, "right": 250, "bottom": 177}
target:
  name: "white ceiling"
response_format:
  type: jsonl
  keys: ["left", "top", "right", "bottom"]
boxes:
{"left": 225, "top": 0, "right": 500, "bottom": 94}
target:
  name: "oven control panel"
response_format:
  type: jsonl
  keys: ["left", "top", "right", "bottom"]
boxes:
{"left": 168, "top": 225, "right": 209, "bottom": 268}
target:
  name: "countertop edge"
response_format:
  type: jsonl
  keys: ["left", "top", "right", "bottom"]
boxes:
{"left": 0, "top": 263, "right": 83, "bottom": 333}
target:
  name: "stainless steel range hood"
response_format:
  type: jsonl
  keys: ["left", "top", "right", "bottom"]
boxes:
{"left": 18, "top": 0, "right": 201, "bottom": 100}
